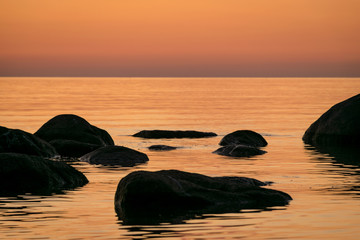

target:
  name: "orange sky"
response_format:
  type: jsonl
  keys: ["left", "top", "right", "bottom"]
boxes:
{"left": 1, "top": 0, "right": 359, "bottom": 77}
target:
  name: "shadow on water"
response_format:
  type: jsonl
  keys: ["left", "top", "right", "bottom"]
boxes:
{"left": 117, "top": 205, "right": 289, "bottom": 226}
{"left": 305, "top": 143, "right": 360, "bottom": 196}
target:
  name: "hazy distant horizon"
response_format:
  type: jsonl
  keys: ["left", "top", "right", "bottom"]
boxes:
{"left": 1, "top": 74, "right": 359, "bottom": 78}
{"left": 1, "top": 0, "right": 359, "bottom": 78}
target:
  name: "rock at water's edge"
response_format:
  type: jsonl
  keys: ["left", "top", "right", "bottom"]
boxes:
{"left": 148, "top": 145, "right": 177, "bottom": 151}
{"left": 0, "top": 153, "right": 88, "bottom": 196}
{"left": 133, "top": 130, "right": 217, "bottom": 139}
{"left": 0, "top": 126, "right": 57, "bottom": 157}
{"left": 115, "top": 170, "right": 292, "bottom": 224}
{"left": 303, "top": 94, "right": 360, "bottom": 147}
{"left": 219, "top": 130, "right": 268, "bottom": 147}
{"left": 213, "top": 144, "right": 266, "bottom": 157}
{"left": 49, "top": 139, "right": 100, "bottom": 158}
{"left": 80, "top": 145, "right": 149, "bottom": 166}
{"left": 34, "top": 114, "right": 114, "bottom": 157}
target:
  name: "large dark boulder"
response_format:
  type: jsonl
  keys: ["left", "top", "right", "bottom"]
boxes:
{"left": 34, "top": 114, "right": 114, "bottom": 157}
{"left": 219, "top": 130, "right": 268, "bottom": 147}
{"left": 80, "top": 146, "right": 149, "bottom": 166}
{"left": 213, "top": 144, "right": 266, "bottom": 157}
{"left": 115, "top": 170, "right": 292, "bottom": 224}
{"left": 303, "top": 94, "right": 360, "bottom": 147}
{"left": 0, "top": 126, "right": 57, "bottom": 157}
{"left": 133, "top": 130, "right": 217, "bottom": 139}
{"left": 0, "top": 153, "right": 88, "bottom": 196}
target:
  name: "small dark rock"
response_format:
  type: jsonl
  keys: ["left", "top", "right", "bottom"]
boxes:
{"left": 115, "top": 170, "right": 292, "bottom": 224}
{"left": 213, "top": 144, "right": 267, "bottom": 157}
{"left": 34, "top": 114, "right": 114, "bottom": 157}
{"left": 0, "top": 153, "right": 88, "bottom": 196}
{"left": 133, "top": 130, "right": 217, "bottom": 139}
{"left": 80, "top": 146, "right": 149, "bottom": 166}
{"left": 219, "top": 130, "right": 268, "bottom": 147}
{"left": 303, "top": 94, "right": 360, "bottom": 147}
{"left": 0, "top": 126, "right": 57, "bottom": 157}
{"left": 148, "top": 145, "right": 177, "bottom": 151}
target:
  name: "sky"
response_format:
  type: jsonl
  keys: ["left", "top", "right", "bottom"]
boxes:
{"left": 1, "top": 0, "right": 359, "bottom": 77}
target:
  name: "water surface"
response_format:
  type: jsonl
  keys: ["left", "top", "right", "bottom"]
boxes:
{"left": 0, "top": 77, "right": 360, "bottom": 239}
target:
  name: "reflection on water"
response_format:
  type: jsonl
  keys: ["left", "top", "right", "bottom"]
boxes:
{"left": 0, "top": 195, "right": 66, "bottom": 228}
{"left": 305, "top": 144, "right": 360, "bottom": 198}
{"left": 118, "top": 213, "right": 260, "bottom": 239}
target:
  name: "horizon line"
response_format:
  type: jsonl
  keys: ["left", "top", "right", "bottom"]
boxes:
{"left": 1, "top": 76, "right": 359, "bottom": 79}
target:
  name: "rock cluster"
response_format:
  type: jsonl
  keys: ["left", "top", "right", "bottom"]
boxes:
{"left": 0, "top": 114, "right": 149, "bottom": 195}
{"left": 0, "top": 124, "right": 88, "bottom": 196}
{"left": 1, "top": 113, "right": 294, "bottom": 225}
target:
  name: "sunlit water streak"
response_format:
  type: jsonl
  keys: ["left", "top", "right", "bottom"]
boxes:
{"left": 0, "top": 77, "right": 360, "bottom": 239}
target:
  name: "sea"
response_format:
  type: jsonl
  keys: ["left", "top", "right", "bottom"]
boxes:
{"left": 0, "top": 77, "right": 359, "bottom": 239}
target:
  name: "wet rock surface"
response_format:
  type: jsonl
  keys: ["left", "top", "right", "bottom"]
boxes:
{"left": 148, "top": 145, "right": 177, "bottom": 151}
{"left": 49, "top": 139, "right": 100, "bottom": 158}
{"left": 0, "top": 153, "right": 88, "bottom": 196}
{"left": 303, "top": 94, "right": 360, "bottom": 147}
{"left": 80, "top": 145, "right": 149, "bottom": 166}
{"left": 0, "top": 126, "right": 57, "bottom": 157}
{"left": 115, "top": 170, "right": 292, "bottom": 224}
{"left": 133, "top": 130, "right": 217, "bottom": 139}
{"left": 219, "top": 130, "right": 268, "bottom": 147}
{"left": 214, "top": 130, "right": 267, "bottom": 158}
{"left": 214, "top": 144, "right": 267, "bottom": 157}
{"left": 34, "top": 114, "right": 114, "bottom": 157}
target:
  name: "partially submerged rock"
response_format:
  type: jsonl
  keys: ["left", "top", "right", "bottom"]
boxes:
{"left": 115, "top": 170, "right": 292, "bottom": 224}
{"left": 148, "top": 145, "right": 177, "bottom": 151}
{"left": 0, "top": 126, "right": 57, "bottom": 157}
{"left": 214, "top": 130, "right": 267, "bottom": 158}
{"left": 49, "top": 139, "right": 100, "bottom": 158}
{"left": 0, "top": 153, "right": 88, "bottom": 196}
{"left": 133, "top": 130, "right": 217, "bottom": 139}
{"left": 213, "top": 144, "right": 266, "bottom": 157}
{"left": 303, "top": 94, "right": 360, "bottom": 147}
{"left": 80, "top": 146, "right": 149, "bottom": 166}
{"left": 219, "top": 130, "right": 268, "bottom": 147}
{"left": 35, "top": 114, "right": 114, "bottom": 157}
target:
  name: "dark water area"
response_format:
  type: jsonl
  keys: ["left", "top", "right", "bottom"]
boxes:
{"left": 0, "top": 77, "right": 360, "bottom": 239}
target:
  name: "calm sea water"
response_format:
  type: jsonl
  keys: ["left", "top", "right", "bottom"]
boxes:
{"left": 0, "top": 77, "right": 360, "bottom": 239}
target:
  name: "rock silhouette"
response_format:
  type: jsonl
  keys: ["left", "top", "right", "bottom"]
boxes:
{"left": 219, "top": 130, "right": 268, "bottom": 147}
{"left": 214, "top": 130, "right": 267, "bottom": 158}
{"left": 80, "top": 145, "right": 149, "bottom": 166}
{"left": 303, "top": 94, "right": 360, "bottom": 147}
{"left": 148, "top": 145, "right": 177, "bottom": 151}
{"left": 0, "top": 153, "right": 88, "bottom": 196}
{"left": 35, "top": 114, "right": 114, "bottom": 157}
{"left": 213, "top": 144, "right": 266, "bottom": 157}
{"left": 0, "top": 126, "right": 57, "bottom": 157}
{"left": 133, "top": 130, "right": 217, "bottom": 138}
{"left": 115, "top": 170, "right": 292, "bottom": 224}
